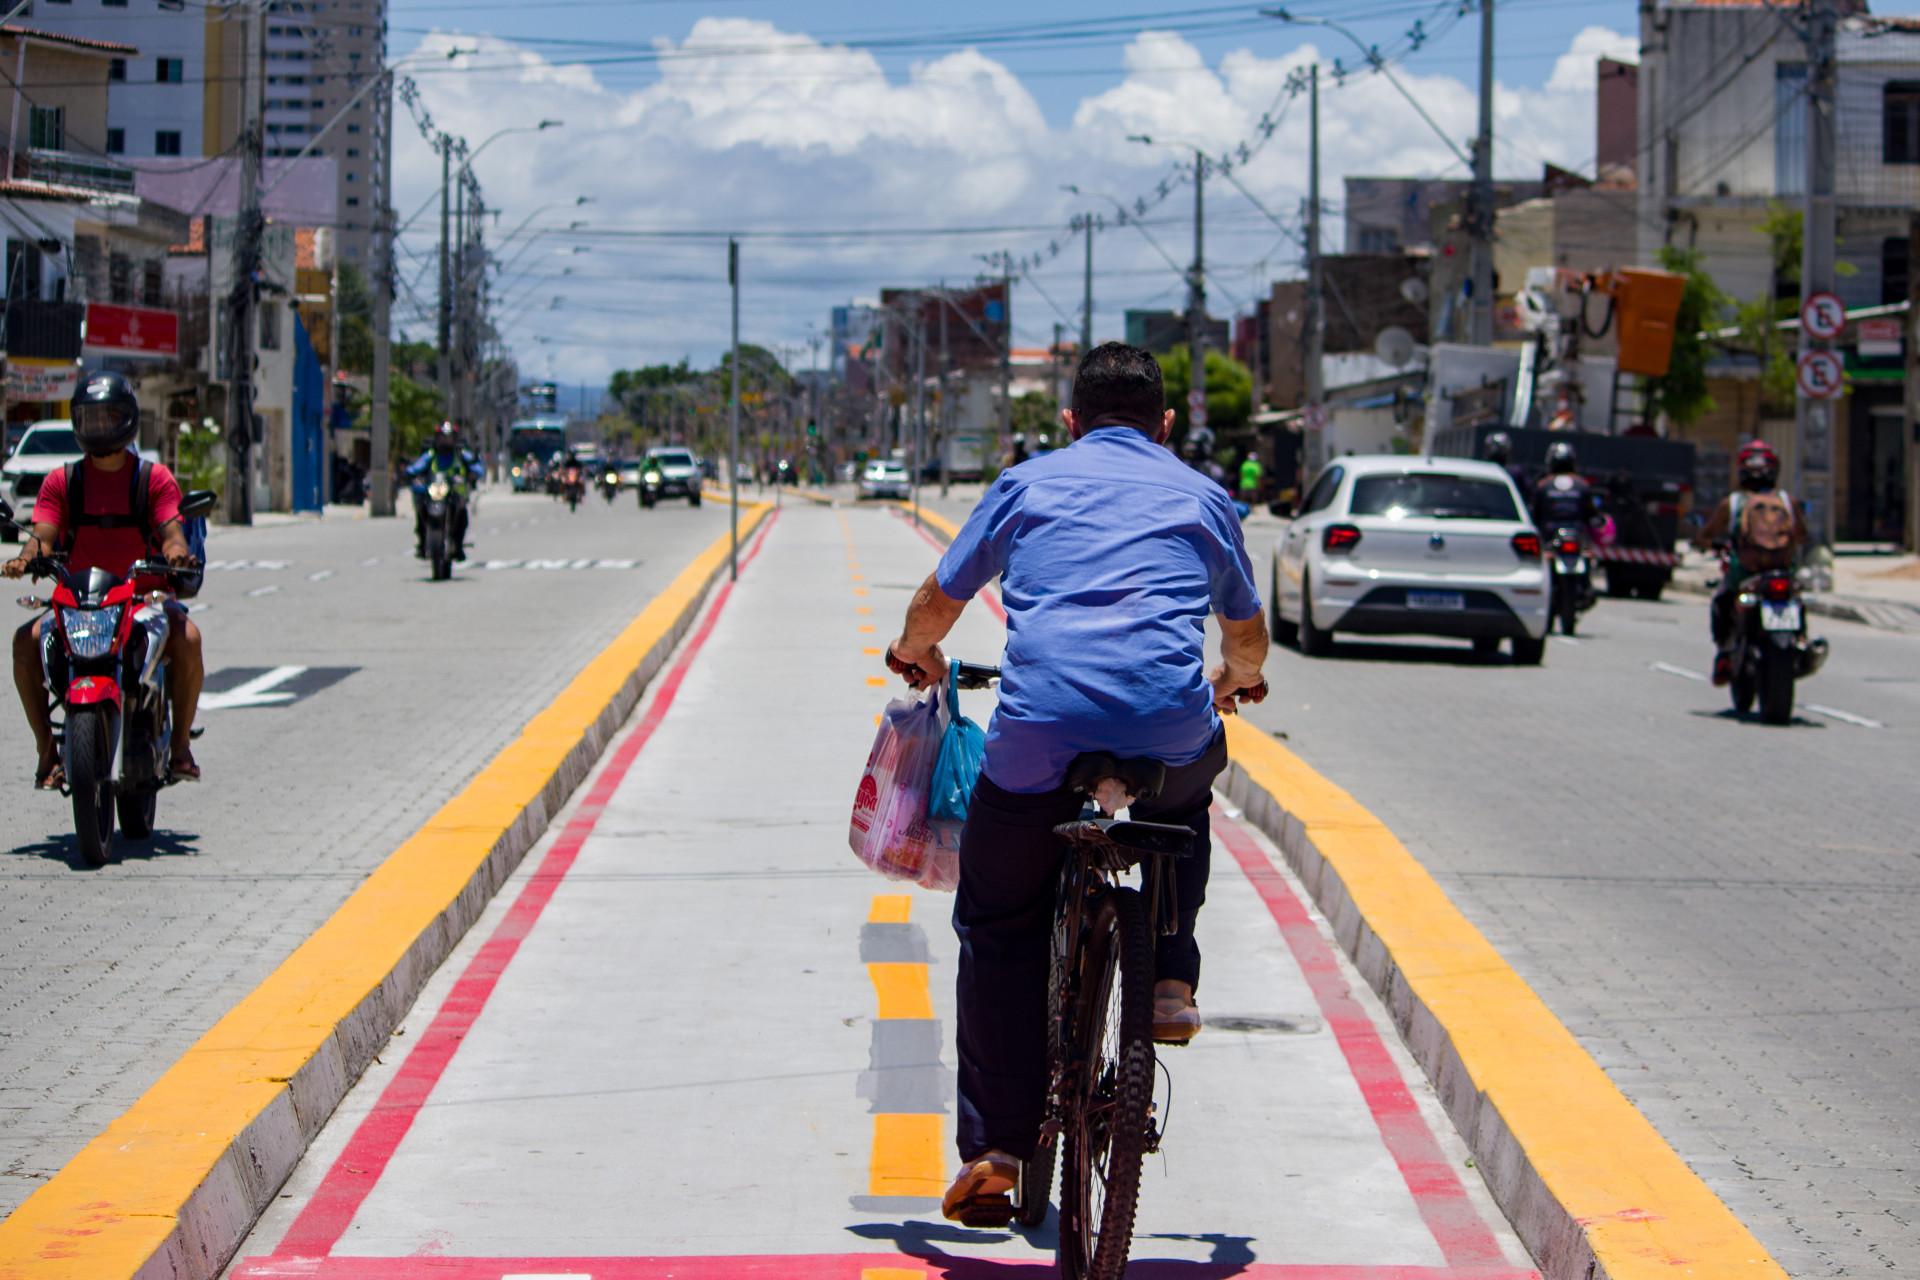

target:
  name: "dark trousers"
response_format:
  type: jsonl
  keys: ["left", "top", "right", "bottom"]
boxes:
{"left": 952, "top": 726, "right": 1227, "bottom": 1162}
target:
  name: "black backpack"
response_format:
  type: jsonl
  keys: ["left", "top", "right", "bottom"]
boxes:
{"left": 57, "top": 458, "right": 204, "bottom": 598}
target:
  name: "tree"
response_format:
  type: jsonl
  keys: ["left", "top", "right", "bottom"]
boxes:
{"left": 1011, "top": 391, "right": 1059, "bottom": 447}
{"left": 1157, "top": 347, "right": 1253, "bottom": 452}
{"left": 1647, "top": 246, "right": 1725, "bottom": 431}
{"left": 334, "top": 263, "right": 374, "bottom": 375}
{"left": 355, "top": 369, "right": 443, "bottom": 466}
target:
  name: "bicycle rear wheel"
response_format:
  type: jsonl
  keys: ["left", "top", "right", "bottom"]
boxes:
{"left": 1058, "top": 884, "right": 1155, "bottom": 1280}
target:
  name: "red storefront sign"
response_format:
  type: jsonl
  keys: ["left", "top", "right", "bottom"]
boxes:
{"left": 83, "top": 303, "right": 179, "bottom": 356}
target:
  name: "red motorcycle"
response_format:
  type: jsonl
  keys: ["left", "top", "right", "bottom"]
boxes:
{"left": 3, "top": 493, "right": 212, "bottom": 866}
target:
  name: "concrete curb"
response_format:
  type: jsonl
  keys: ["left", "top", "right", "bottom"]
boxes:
{"left": 1666, "top": 570, "right": 1920, "bottom": 631}
{"left": 0, "top": 508, "right": 773, "bottom": 1280}
{"left": 1219, "top": 725, "right": 1787, "bottom": 1280}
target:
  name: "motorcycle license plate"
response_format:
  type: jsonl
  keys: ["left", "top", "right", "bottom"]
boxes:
{"left": 1407, "top": 590, "right": 1465, "bottom": 611}
{"left": 1761, "top": 601, "right": 1802, "bottom": 631}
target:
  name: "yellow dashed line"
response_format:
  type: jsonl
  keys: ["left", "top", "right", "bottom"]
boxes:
{"left": 864, "top": 648, "right": 882, "bottom": 656}
{"left": 867, "top": 676, "right": 887, "bottom": 687}
{"left": 865, "top": 895, "right": 944, "bottom": 1199}
{"left": 859, "top": 624, "right": 877, "bottom": 632}
{"left": 862, "top": 1268, "right": 929, "bottom": 1280}
{"left": 857, "top": 607, "right": 872, "bottom": 614}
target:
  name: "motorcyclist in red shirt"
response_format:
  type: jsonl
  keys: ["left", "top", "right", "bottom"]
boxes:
{"left": 3, "top": 373, "right": 205, "bottom": 787}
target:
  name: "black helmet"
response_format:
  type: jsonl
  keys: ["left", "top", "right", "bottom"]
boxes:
{"left": 1546, "top": 440, "right": 1577, "bottom": 474}
{"left": 1483, "top": 431, "right": 1512, "bottom": 465}
{"left": 432, "top": 421, "right": 460, "bottom": 452}
{"left": 72, "top": 371, "right": 139, "bottom": 455}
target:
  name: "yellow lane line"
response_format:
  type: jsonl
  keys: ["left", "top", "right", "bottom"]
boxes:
{"left": 0, "top": 505, "right": 775, "bottom": 1280}
{"left": 864, "top": 895, "right": 944, "bottom": 1199}
{"left": 1221, "top": 717, "right": 1788, "bottom": 1280}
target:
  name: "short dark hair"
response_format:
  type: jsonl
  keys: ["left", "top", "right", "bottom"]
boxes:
{"left": 1070, "top": 342, "right": 1164, "bottom": 432}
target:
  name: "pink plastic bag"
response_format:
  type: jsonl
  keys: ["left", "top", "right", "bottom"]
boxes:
{"left": 849, "top": 687, "right": 959, "bottom": 891}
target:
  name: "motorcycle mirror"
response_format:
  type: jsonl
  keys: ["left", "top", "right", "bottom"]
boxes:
{"left": 178, "top": 490, "right": 218, "bottom": 520}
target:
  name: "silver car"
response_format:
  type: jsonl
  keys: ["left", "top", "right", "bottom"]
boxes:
{"left": 1270, "top": 455, "right": 1551, "bottom": 664}
{"left": 858, "top": 459, "right": 910, "bottom": 500}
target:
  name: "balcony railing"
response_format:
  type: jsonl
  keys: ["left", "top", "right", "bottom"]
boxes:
{"left": 15, "top": 148, "right": 136, "bottom": 195}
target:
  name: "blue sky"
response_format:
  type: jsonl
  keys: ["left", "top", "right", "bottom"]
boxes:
{"left": 369, "top": 2, "right": 1788, "bottom": 384}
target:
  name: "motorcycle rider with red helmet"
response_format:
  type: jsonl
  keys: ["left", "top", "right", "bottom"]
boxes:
{"left": 1691, "top": 441, "right": 1808, "bottom": 685}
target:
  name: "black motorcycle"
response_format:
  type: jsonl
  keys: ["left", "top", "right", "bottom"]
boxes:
{"left": 419, "top": 471, "right": 468, "bottom": 581}
{"left": 1725, "top": 564, "right": 1827, "bottom": 725}
{"left": 599, "top": 467, "right": 621, "bottom": 506}
{"left": 1546, "top": 525, "right": 1595, "bottom": 636}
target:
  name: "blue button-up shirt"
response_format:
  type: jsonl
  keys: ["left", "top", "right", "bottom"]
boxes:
{"left": 937, "top": 424, "right": 1262, "bottom": 794}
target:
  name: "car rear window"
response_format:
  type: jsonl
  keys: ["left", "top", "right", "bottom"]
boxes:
{"left": 1348, "top": 472, "right": 1519, "bottom": 521}
{"left": 15, "top": 429, "right": 77, "bottom": 456}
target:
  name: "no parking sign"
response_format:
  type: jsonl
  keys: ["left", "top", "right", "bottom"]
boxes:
{"left": 1795, "top": 349, "right": 1843, "bottom": 400}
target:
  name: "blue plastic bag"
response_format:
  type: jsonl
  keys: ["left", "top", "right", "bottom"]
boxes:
{"left": 928, "top": 665, "right": 985, "bottom": 844}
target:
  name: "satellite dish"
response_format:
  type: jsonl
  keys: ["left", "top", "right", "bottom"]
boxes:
{"left": 1375, "top": 326, "right": 1416, "bottom": 368}
{"left": 1399, "top": 277, "right": 1429, "bottom": 306}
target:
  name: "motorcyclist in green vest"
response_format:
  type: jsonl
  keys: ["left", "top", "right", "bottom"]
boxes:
{"left": 407, "top": 422, "right": 484, "bottom": 560}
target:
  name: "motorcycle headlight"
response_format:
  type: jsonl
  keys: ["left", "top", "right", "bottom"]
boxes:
{"left": 644, "top": 470, "right": 661, "bottom": 484}
{"left": 61, "top": 604, "right": 122, "bottom": 660}
{"left": 427, "top": 478, "right": 451, "bottom": 501}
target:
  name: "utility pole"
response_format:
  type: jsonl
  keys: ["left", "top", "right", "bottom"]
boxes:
{"left": 1188, "top": 148, "right": 1208, "bottom": 440}
{"left": 1305, "top": 63, "right": 1324, "bottom": 409}
{"left": 728, "top": 237, "right": 740, "bottom": 581}
{"left": 998, "top": 258, "right": 1013, "bottom": 454}
{"left": 938, "top": 293, "right": 950, "bottom": 497}
{"left": 1468, "top": 0, "right": 1496, "bottom": 346}
{"left": 369, "top": 71, "right": 394, "bottom": 516}
{"left": 1799, "top": 0, "right": 1838, "bottom": 545}
{"left": 1908, "top": 206, "right": 1920, "bottom": 554}
{"left": 1081, "top": 213, "right": 1094, "bottom": 357}
{"left": 436, "top": 138, "right": 453, "bottom": 418}
{"left": 223, "top": 4, "right": 262, "bottom": 525}
{"left": 911, "top": 294, "right": 925, "bottom": 528}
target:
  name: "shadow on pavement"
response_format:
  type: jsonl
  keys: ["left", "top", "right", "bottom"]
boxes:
{"left": 3, "top": 827, "right": 201, "bottom": 869}
{"left": 1289, "top": 639, "right": 1521, "bottom": 668}
{"left": 1690, "top": 709, "right": 1827, "bottom": 729}
{"left": 848, "top": 1218, "right": 1264, "bottom": 1277}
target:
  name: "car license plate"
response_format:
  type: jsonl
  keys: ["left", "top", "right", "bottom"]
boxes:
{"left": 1407, "top": 590, "right": 1465, "bottom": 611}
{"left": 1761, "top": 601, "right": 1802, "bottom": 631}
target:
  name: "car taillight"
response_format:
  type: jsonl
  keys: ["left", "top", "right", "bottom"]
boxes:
{"left": 1555, "top": 537, "right": 1581, "bottom": 556}
{"left": 1510, "top": 531, "right": 1541, "bottom": 561}
{"left": 1762, "top": 575, "right": 1794, "bottom": 602}
{"left": 1322, "top": 524, "right": 1361, "bottom": 554}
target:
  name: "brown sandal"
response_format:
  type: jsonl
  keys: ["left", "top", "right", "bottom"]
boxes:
{"left": 34, "top": 762, "right": 64, "bottom": 792}
{"left": 942, "top": 1152, "right": 1020, "bottom": 1227}
{"left": 168, "top": 752, "right": 201, "bottom": 783}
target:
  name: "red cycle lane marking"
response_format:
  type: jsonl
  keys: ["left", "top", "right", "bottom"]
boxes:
{"left": 1214, "top": 810, "right": 1511, "bottom": 1271}
{"left": 270, "top": 511, "right": 780, "bottom": 1260}
{"left": 237, "top": 1254, "right": 1536, "bottom": 1279}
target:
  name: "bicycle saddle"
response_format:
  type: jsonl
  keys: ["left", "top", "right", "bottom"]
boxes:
{"left": 1065, "top": 752, "right": 1166, "bottom": 804}
{"left": 1054, "top": 818, "right": 1195, "bottom": 871}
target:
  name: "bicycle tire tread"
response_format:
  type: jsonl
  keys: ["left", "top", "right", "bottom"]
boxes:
{"left": 1060, "top": 885, "right": 1156, "bottom": 1280}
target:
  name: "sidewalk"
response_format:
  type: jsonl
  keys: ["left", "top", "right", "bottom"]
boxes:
{"left": 226, "top": 502, "right": 1533, "bottom": 1279}
{"left": 1668, "top": 548, "right": 1920, "bottom": 631}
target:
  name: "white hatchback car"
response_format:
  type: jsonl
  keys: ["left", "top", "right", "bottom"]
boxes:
{"left": 1270, "top": 455, "right": 1550, "bottom": 663}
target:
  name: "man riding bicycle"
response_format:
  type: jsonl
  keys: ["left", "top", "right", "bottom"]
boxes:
{"left": 886, "top": 342, "right": 1269, "bottom": 1224}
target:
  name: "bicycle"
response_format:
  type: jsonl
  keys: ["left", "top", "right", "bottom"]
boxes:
{"left": 942, "top": 659, "right": 1200, "bottom": 1280}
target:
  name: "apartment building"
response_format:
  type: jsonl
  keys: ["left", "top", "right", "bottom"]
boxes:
{"left": 29, "top": 0, "right": 382, "bottom": 262}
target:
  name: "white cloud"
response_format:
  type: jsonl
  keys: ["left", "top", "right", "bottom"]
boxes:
{"left": 1547, "top": 25, "right": 1640, "bottom": 92}
{"left": 393, "top": 22, "right": 1633, "bottom": 385}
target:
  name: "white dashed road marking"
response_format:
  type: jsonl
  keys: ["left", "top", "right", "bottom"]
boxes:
{"left": 1804, "top": 704, "right": 1885, "bottom": 729}
{"left": 246, "top": 585, "right": 279, "bottom": 597}
{"left": 1652, "top": 662, "right": 1707, "bottom": 681}
{"left": 307, "top": 569, "right": 334, "bottom": 582}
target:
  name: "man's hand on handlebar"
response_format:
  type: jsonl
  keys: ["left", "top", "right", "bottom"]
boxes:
{"left": 1208, "top": 663, "right": 1268, "bottom": 716}
{"left": 886, "top": 638, "right": 948, "bottom": 691}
